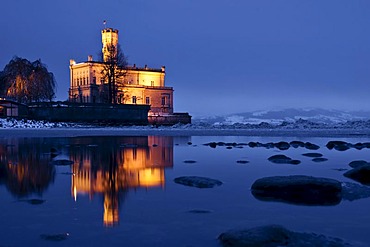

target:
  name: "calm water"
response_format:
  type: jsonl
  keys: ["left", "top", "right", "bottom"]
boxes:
{"left": 0, "top": 135, "right": 370, "bottom": 246}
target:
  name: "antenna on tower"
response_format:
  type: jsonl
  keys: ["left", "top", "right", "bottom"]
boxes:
{"left": 103, "top": 20, "right": 107, "bottom": 29}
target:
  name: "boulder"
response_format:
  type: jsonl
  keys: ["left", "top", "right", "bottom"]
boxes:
{"left": 353, "top": 143, "right": 365, "bottom": 150}
{"left": 304, "top": 142, "right": 320, "bottom": 150}
{"left": 251, "top": 175, "right": 342, "bottom": 205}
{"left": 343, "top": 165, "right": 370, "bottom": 185}
{"left": 236, "top": 160, "right": 249, "bottom": 164}
{"left": 183, "top": 160, "right": 197, "bottom": 164}
{"left": 348, "top": 160, "right": 369, "bottom": 168}
{"left": 326, "top": 141, "right": 348, "bottom": 149}
{"left": 268, "top": 155, "right": 301, "bottom": 165}
{"left": 334, "top": 144, "right": 351, "bottom": 151}
{"left": 302, "top": 153, "right": 323, "bottom": 158}
{"left": 218, "top": 225, "right": 351, "bottom": 247}
{"left": 40, "top": 233, "right": 69, "bottom": 242}
{"left": 174, "top": 176, "right": 222, "bottom": 188}
{"left": 248, "top": 142, "right": 259, "bottom": 148}
{"left": 208, "top": 142, "right": 217, "bottom": 148}
{"left": 210, "top": 142, "right": 217, "bottom": 148}
{"left": 326, "top": 141, "right": 351, "bottom": 151}
{"left": 261, "top": 142, "right": 275, "bottom": 149}
{"left": 187, "top": 209, "right": 212, "bottom": 214}
{"left": 289, "top": 141, "right": 305, "bottom": 148}
{"left": 312, "top": 158, "right": 328, "bottom": 162}
{"left": 274, "top": 141, "right": 290, "bottom": 150}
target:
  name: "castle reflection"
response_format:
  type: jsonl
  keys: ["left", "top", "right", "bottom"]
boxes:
{"left": 0, "top": 138, "right": 55, "bottom": 197}
{"left": 0, "top": 136, "right": 178, "bottom": 227}
{"left": 68, "top": 136, "right": 174, "bottom": 227}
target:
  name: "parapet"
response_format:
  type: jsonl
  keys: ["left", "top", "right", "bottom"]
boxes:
{"left": 102, "top": 28, "right": 118, "bottom": 34}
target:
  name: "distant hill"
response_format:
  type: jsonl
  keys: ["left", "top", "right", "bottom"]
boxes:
{"left": 194, "top": 108, "right": 370, "bottom": 125}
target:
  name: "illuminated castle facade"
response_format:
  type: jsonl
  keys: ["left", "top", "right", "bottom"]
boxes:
{"left": 69, "top": 28, "right": 176, "bottom": 116}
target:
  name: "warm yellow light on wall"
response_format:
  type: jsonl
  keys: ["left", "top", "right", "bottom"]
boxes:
{"left": 138, "top": 168, "right": 164, "bottom": 187}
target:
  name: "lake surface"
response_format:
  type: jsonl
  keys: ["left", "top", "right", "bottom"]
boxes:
{"left": 0, "top": 135, "right": 370, "bottom": 246}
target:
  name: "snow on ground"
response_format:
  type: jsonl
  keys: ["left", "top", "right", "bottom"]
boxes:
{"left": 0, "top": 118, "right": 80, "bottom": 128}
{"left": 2, "top": 117, "right": 370, "bottom": 130}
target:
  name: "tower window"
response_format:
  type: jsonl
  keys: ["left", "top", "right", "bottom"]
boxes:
{"left": 132, "top": 96, "right": 137, "bottom": 104}
{"left": 161, "top": 96, "right": 166, "bottom": 106}
{"left": 151, "top": 81, "right": 154, "bottom": 86}
{"left": 145, "top": 97, "right": 150, "bottom": 105}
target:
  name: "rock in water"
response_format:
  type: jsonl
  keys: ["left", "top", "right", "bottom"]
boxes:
{"left": 274, "top": 141, "right": 290, "bottom": 150}
{"left": 304, "top": 142, "right": 320, "bottom": 150}
{"left": 326, "top": 141, "right": 348, "bottom": 149}
{"left": 218, "top": 225, "right": 351, "bottom": 247}
{"left": 183, "top": 160, "right": 197, "bottom": 164}
{"left": 236, "top": 160, "right": 249, "bottom": 164}
{"left": 219, "top": 225, "right": 290, "bottom": 247}
{"left": 174, "top": 176, "right": 222, "bottom": 188}
{"left": 344, "top": 165, "right": 370, "bottom": 185}
{"left": 312, "top": 158, "right": 328, "bottom": 162}
{"left": 302, "top": 153, "right": 323, "bottom": 158}
{"left": 326, "top": 141, "right": 351, "bottom": 151}
{"left": 267, "top": 155, "right": 300, "bottom": 165}
{"left": 251, "top": 175, "right": 342, "bottom": 206}
{"left": 40, "top": 233, "right": 69, "bottom": 241}
{"left": 290, "top": 141, "right": 305, "bottom": 148}
{"left": 187, "top": 209, "right": 212, "bottom": 214}
{"left": 348, "top": 160, "right": 369, "bottom": 168}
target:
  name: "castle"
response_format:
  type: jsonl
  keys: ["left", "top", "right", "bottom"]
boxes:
{"left": 68, "top": 27, "right": 191, "bottom": 124}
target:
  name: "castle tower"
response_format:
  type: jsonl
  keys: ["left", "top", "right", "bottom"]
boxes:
{"left": 102, "top": 28, "right": 119, "bottom": 62}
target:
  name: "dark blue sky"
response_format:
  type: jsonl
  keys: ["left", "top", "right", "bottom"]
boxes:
{"left": 1, "top": 0, "right": 370, "bottom": 116}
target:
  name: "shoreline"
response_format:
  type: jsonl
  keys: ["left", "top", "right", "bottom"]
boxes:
{"left": 0, "top": 127, "right": 370, "bottom": 138}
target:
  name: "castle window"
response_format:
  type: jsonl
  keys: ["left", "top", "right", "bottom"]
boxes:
{"left": 151, "top": 81, "right": 154, "bottom": 86}
{"left": 132, "top": 96, "right": 137, "bottom": 104}
{"left": 83, "top": 78, "right": 86, "bottom": 85}
{"left": 161, "top": 96, "right": 166, "bottom": 106}
{"left": 145, "top": 97, "right": 150, "bottom": 105}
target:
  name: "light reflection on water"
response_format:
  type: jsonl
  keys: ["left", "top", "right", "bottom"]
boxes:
{"left": 0, "top": 135, "right": 370, "bottom": 246}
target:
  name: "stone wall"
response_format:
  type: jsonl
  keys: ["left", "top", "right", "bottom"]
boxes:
{"left": 28, "top": 103, "right": 150, "bottom": 124}
{"left": 148, "top": 113, "right": 191, "bottom": 126}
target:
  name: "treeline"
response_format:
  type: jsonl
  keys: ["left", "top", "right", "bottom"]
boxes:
{"left": 0, "top": 57, "right": 56, "bottom": 103}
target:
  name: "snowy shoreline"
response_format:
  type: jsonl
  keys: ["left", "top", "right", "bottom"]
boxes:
{"left": 0, "top": 127, "right": 369, "bottom": 138}
{"left": 1, "top": 118, "right": 370, "bottom": 137}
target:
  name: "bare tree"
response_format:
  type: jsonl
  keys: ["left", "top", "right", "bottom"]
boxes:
{"left": 0, "top": 57, "right": 56, "bottom": 103}
{"left": 99, "top": 44, "right": 128, "bottom": 104}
